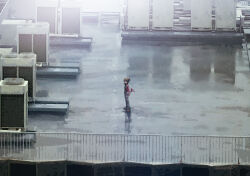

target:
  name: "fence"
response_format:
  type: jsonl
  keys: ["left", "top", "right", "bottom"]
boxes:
{"left": 0, "top": 132, "right": 250, "bottom": 165}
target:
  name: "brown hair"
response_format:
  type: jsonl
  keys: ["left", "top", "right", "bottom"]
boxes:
{"left": 124, "top": 77, "right": 130, "bottom": 83}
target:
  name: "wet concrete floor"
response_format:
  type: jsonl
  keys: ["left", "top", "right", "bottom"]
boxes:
{"left": 29, "top": 24, "right": 250, "bottom": 136}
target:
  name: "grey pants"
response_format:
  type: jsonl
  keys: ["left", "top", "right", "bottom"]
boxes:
{"left": 124, "top": 94, "right": 130, "bottom": 110}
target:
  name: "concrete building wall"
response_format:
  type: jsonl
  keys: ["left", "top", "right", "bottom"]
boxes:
{"left": 1, "top": 161, "right": 250, "bottom": 176}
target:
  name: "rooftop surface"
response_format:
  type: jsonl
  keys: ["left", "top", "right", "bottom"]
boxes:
{"left": 29, "top": 24, "right": 250, "bottom": 136}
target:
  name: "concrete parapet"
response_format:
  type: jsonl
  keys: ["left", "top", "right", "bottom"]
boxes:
{"left": 0, "top": 160, "right": 249, "bottom": 176}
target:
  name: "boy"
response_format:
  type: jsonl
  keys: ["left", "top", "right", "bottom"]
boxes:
{"left": 124, "top": 78, "right": 135, "bottom": 112}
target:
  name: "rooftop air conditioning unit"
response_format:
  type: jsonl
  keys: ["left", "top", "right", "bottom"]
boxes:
{"left": 9, "top": 0, "right": 36, "bottom": 20}
{"left": 17, "top": 23, "right": 49, "bottom": 65}
{"left": 0, "top": 20, "right": 32, "bottom": 46}
{"left": 126, "top": 0, "right": 150, "bottom": 30}
{"left": 183, "top": 0, "right": 191, "bottom": 11}
{"left": 60, "top": 1, "right": 81, "bottom": 35}
{"left": 36, "top": 0, "right": 59, "bottom": 34}
{"left": 0, "top": 53, "right": 37, "bottom": 100}
{"left": 0, "top": 78, "right": 28, "bottom": 131}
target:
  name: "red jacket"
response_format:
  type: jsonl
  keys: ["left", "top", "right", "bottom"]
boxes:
{"left": 125, "top": 84, "right": 134, "bottom": 96}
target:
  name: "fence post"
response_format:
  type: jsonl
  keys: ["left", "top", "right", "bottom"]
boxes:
{"left": 38, "top": 133, "right": 40, "bottom": 161}
{"left": 151, "top": 136, "right": 153, "bottom": 163}
{"left": 123, "top": 135, "right": 125, "bottom": 162}
{"left": 95, "top": 135, "right": 97, "bottom": 162}
{"left": 180, "top": 136, "right": 183, "bottom": 163}
{"left": 209, "top": 137, "right": 211, "bottom": 164}
{"left": 67, "top": 133, "right": 69, "bottom": 161}
{"left": 235, "top": 138, "right": 237, "bottom": 165}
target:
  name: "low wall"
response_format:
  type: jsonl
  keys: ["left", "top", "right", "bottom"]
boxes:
{"left": 1, "top": 160, "right": 250, "bottom": 176}
{"left": 121, "top": 31, "right": 243, "bottom": 45}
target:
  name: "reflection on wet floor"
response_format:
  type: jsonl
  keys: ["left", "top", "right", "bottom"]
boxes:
{"left": 125, "top": 111, "right": 132, "bottom": 134}
{"left": 152, "top": 48, "right": 172, "bottom": 81}
{"left": 189, "top": 46, "right": 213, "bottom": 82}
{"left": 214, "top": 46, "right": 236, "bottom": 84}
{"left": 124, "top": 45, "right": 237, "bottom": 87}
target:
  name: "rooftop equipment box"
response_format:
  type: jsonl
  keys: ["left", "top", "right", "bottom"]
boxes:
{"left": 215, "top": 0, "right": 236, "bottom": 30}
{"left": 0, "top": 78, "right": 28, "bottom": 131}
{"left": 61, "top": 1, "right": 81, "bottom": 35}
{"left": 0, "top": 53, "right": 37, "bottom": 100}
{"left": 0, "top": 19, "right": 32, "bottom": 46}
{"left": 152, "top": 0, "right": 174, "bottom": 30}
{"left": 127, "top": 0, "right": 150, "bottom": 30}
{"left": 17, "top": 23, "right": 49, "bottom": 65}
{"left": 36, "top": 0, "right": 58, "bottom": 34}
{"left": 183, "top": 0, "right": 191, "bottom": 11}
{"left": 191, "top": 0, "right": 212, "bottom": 30}
{"left": 9, "top": 0, "right": 36, "bottom": 20}
{"left": 0, "top": 48, "right": 12, "bottom": 57}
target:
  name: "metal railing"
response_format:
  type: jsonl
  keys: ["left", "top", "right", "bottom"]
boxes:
{"left": 0, "top": 132, "right": 250, "bottom": 165}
